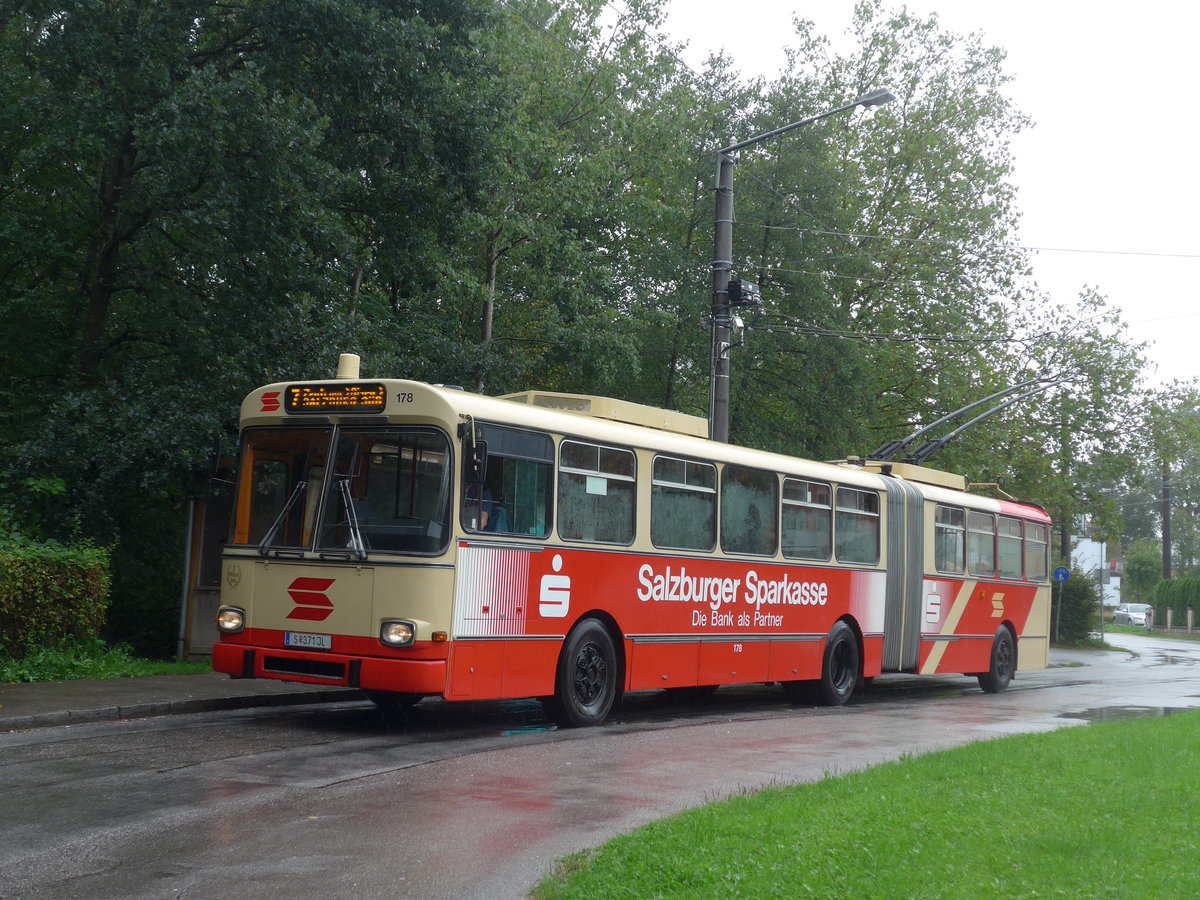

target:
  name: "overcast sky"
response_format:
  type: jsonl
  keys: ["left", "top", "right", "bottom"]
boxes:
{"left": 661, "top": 1, "right": 1200, "bottom": 387}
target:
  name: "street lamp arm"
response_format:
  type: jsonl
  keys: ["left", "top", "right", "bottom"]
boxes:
{"left": 717, "top": 88, "right": 897, "bottom": 156}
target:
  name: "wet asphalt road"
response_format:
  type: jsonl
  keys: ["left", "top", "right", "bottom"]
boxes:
{"left": 2, "top": 630, "right": 1198, "bottom": 899}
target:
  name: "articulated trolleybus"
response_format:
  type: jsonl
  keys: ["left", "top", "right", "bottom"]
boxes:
{"left": 214, "top": 354, "right": 1052, "bottom": 726}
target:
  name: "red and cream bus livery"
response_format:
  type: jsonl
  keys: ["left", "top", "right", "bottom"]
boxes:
{"left": 213, "top": 354, "right": 1052, "bottom": 726}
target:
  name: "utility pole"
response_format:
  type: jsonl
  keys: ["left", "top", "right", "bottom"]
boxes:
{"left": 710, "top": 151, "right": 735, "bottom": 442}
{"left": 1162, "top": 460, "right": 1172, "bottom": 579}
{"left": 709, "top": 88, "right": 895, "bottom": 443}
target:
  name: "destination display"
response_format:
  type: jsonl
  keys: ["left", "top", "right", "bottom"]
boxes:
{"left": 284, "top": 382, "right": 387, "bottom": 414}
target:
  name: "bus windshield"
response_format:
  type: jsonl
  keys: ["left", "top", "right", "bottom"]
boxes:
{"left": 231, "top": 426, "right": 451, "bottom": 555}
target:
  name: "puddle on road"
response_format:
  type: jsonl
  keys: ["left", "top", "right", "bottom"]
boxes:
{"left": 1150, "top": 653, "right": 1196, "bottom": 666}
{"left": 1058, "top": 706, "right": 1187, "bottom": 722}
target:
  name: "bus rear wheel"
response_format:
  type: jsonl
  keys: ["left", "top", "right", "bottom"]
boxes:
{"left": 782, "top": 621, "right": 859, "bottom": 706}
{"left": 551, "top": 618, "right": 618, "bottom": 727}
{"left": 978, "top": 628, "right": 1015, "bottom": 694}
{"left": 817, "top": 621, "right": 859, "bottom": 706}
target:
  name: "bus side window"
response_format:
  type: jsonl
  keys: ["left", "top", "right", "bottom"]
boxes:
{"left": 998, "top": 516, "right": 1023, "bottom": 578}
{"left": 934, "top": 505, "right": 965, "bottom": 574}
{"left": 464, "top": 424, "right": 554, "bottom": 537}
{"left": 835, "top": 487, "right": 879, "bottom": 565}
{"left": 782, "top": 478, "right": 832, "bottom": 561}
{"left": 968, "top": 511, "right": 996, "bottom": 577}
{"left": 558, "top": 440, "right": 635, "bottom": 544}
{"left": 466, "top": 457, "right": 547, "bottom": 535}
{"left": 651, "top": 456, "right": 716, "bottom": 551}
{"left": 1025, "top": 522, "right": 1049, "bottom": 581}
{"left": 720, "top": 465, "right": 778, "bottom": 556}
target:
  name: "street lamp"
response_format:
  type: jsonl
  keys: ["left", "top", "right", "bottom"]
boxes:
{"left": 709, "top": 88, "right": 896, "bottom": 443}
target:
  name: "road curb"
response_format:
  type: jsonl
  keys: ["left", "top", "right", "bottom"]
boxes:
{"left": 1, "top": 688, "right": 367, "bottom": 732}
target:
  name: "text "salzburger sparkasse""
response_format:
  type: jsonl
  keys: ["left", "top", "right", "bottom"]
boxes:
{"left": 636, "top": 564, "right": 828, "bottom": 612}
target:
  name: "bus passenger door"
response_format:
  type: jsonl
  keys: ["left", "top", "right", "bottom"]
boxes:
{"left": 881, "top": 479, "right": 925, "bottom": 672}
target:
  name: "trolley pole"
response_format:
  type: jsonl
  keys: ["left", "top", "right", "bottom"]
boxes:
{"left": 708, "top": 88, "right": 896, "bottom": 443}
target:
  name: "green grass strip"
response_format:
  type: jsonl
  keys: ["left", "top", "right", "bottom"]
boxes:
{"left": 0, "top": 636, "right": 208, "bottom": 682}
{"left": 535, "top": 710, "right": 1200, "bottom": 899}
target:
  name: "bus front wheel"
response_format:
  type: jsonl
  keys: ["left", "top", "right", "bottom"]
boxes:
{"left": 551, "top": 618, "right": 618, "bottom": 727}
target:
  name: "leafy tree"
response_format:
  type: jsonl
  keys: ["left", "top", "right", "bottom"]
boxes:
{"left": 465, "top": 0, "right": 742, "bottom": 405}
{"left": 1118, "top": 477, "right": 1162, "bottom": 546}
{"left": 1123, "top": 538, "right": 1163, "bottom": 604}
{"left": 1135, "top": 388, "right": 1200, "bottom": 577}
{"left": 715, "top": 1, "right": 1038, "bottom": 460}
{"left": 708, "top": 3, "right": 1154, "bottom": 534}
{"left": 984, "top": 289, "right": 1150, "bottom": 550}
{"left": 0, "top": 0, "right": 496, "bottom": 653}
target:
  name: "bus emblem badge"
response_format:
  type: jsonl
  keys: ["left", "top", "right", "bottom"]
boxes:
{"left": 924, "top": 591, "right": 941, "bottom": 625}
{"left": 286, "top": 577, "right": 335, "bottom": 621}
{"left": 539, "top": 554, "right": 570, "bottom": 618}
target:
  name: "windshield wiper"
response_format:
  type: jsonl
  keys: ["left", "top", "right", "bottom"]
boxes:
{"left": 338, "top": 476, "right": 368, "bottom": 560}
{"left": 257, "top": 481, "right": 307, "bottom": 557}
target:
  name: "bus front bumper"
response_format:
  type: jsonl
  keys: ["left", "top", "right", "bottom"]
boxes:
{"left": 212, "top": 642, "right": 447, "bottom": 694}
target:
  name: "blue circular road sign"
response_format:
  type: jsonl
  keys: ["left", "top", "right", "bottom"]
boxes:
{"left": 1053, "top": 566, "right": 1070, "bottom": 583}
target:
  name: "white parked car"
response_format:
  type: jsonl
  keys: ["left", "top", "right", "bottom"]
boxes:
{"left": 1112, "top": 603, "right": 1152, "bottom": 627}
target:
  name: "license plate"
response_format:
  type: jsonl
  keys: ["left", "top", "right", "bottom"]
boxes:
{"left": 285, "top": 631, "right": 332, "bottom": 650}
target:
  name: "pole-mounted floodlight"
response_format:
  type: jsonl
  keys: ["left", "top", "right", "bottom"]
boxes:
{"left": 857, "top": 88, "right": 898, "bottom": 108}
{"left": 709, "top": 87, "right": 897, "bottom": 443}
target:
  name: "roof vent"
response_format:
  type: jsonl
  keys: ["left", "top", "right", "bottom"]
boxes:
{"left": 500, "top": 391, "right": 708, "bottom": 438}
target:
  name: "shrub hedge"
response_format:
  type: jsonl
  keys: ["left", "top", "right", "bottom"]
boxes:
{"left": 1054, "top": 565, "right": 1100, "bottom": 642}
{"left": 0, "top": 542, "right": 111, "bottom": 658}
{"left": 1154, "top": 578, "right": 1200, "bottom": 628}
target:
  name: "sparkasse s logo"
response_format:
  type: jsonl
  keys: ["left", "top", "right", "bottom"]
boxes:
{"left": 286, "top": 577, "right": 335, "bottom": 621}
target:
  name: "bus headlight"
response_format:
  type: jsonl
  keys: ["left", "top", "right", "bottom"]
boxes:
{"left": 216, "top": 606, "right": 246, "bottom": 633}
{"left": 380, "top": 619, "right": 416, "bottom": 647}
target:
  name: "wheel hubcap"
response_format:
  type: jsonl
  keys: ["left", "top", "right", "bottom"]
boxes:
{"left": 574, "top": 642, "right": 607, "bottom": 706}
{"left": 831, "top": 641, "right": 853, "bottom": 691}
{"left": 996, "top": 638, "right": 1013, "bottom": 678}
